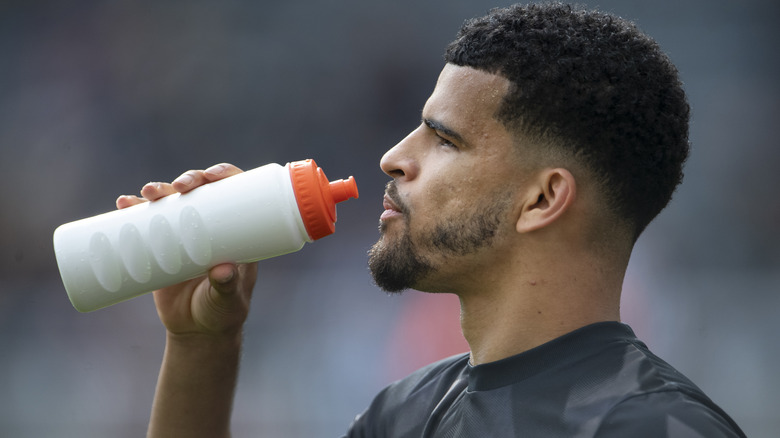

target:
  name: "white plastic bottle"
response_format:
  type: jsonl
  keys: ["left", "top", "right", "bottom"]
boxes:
{"left": 53, "top": 159, "right": 358, "bottom": 312}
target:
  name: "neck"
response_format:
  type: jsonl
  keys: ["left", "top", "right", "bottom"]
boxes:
{"left": 458, "top": 253, "right": 625, "bottom": 365}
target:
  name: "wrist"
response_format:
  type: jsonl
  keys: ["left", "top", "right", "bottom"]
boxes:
{"left": 165, "top": 330, "right": 243, "bottom": 353}
{"left": 150, "top": 330, "right": 242, "bottom": 438}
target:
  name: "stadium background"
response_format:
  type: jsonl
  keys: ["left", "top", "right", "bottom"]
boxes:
{"left": 0, "top": 1, "right": 778, "bottom": 436}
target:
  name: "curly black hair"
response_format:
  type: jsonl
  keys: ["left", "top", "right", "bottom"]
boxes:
{"left": 445, "top": 3, "right": 690, "bottom": 239}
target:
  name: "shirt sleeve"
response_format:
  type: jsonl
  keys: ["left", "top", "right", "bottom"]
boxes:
{"left": 595, "top": 390, "right": 746, "bottom": 438}
{"left": 341, "top": 410, "right": 368, "bottom": 438}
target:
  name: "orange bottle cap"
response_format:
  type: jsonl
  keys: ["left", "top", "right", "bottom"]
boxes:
{"left": 287, "top": 159, "right": 359, "bottom": 240}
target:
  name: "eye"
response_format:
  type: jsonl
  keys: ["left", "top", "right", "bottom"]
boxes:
{"left": 422, "top": 118, "right": 462, "bottom": 150}
{"left": 435, "top": 132, "right": 457, "bottom": 149}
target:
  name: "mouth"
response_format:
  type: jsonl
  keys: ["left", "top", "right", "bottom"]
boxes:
{"left": 380, "top": 184, "right": 405, "bottom": 222}
{"left": 380, "top": 194, "right": 404, "bottom": 221}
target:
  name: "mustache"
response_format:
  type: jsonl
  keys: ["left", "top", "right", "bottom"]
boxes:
{"left": 384, "top": 181, "right": 409, "bottom": 214}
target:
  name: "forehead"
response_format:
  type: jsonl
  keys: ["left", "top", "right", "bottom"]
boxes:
{"left": 423, "top": 64, "right": 511, "bottom": 132}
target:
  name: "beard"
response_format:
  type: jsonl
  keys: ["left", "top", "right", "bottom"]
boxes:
{"left": 368, "top": 182, "right": 510, "bottom": 293}
{"left": 367, "top": 224, "right": 432, "bottom": 293}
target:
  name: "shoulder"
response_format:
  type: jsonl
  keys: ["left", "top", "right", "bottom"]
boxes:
{"left": 384, "top": 352, "right": 470, "bottom": 397}
{"left": 594, "top": 337, "right": 746, "bottom": 437}
{"left": 546, "top": 325, "right": 745, "bottom": 437}
{"left": 595, "top": 389, "right": 746, "bottom": 438}
{"left": 343, "top": 353, "right": 469, "bottom": 438}
{"left": 366, "top": 352, "right": 469, "bottom": 412}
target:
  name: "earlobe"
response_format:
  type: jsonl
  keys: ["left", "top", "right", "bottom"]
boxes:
{"left": 516, "top": 168, "right": 576, "bottom": 234}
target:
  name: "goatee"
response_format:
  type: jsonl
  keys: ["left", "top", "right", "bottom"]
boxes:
{"left": 367, "top": 181, "right": 510, "bottom": 293}
{"left": 367, "top": 183, "right": 432, "bottom": 292}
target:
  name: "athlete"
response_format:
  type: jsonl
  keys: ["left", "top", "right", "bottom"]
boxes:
{"left": 119, "top": 3, "right": 746, "bottom": 437}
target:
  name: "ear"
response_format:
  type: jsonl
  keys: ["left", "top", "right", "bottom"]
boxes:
{"left": 516, "top": 168, "right": 577, "bottom": 234}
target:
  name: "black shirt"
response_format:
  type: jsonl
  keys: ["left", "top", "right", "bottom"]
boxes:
{"left": 344, "top": 322, "right": 745, "bottom": 437}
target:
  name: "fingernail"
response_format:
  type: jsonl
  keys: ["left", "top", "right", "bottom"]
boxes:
{"left": 173, "top": 173, "right": 194, "bottom": 186}
{"left": 216, "top": 269, "right": 235, "bottom": 285}
{"left": 205, "top": 163, "right": 227, "bottom": 175}
{"left": 140, "top": 182, "right": 158, "bottom": 194}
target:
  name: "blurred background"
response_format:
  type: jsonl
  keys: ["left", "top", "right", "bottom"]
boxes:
{"left": 0, "top": 0, "right": 777, "bottom": 436}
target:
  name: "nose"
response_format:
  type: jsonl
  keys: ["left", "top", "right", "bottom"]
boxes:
{"left": 380, "top": 127, "right": 421, "bottom": 180}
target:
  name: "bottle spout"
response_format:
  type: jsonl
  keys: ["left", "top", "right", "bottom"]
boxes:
{"left": 329, "top": 176, "right": 359, "bottom": 204}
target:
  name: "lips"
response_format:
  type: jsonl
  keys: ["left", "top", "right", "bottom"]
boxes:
{"left": 380, "top": 190, "right": 404, "bottom": 221}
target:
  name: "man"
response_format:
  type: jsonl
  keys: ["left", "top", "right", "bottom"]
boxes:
{"left": 119, "top": 3, "right": 745, "bottom": 437}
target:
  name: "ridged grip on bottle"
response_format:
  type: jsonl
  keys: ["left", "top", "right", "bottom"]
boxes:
{"left": 53, "top": 163, "right": 311, "bottom": 312}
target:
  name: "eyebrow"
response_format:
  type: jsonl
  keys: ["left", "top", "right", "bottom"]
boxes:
{"left": 423, "top": 118, "right": 466, "bottom": 145}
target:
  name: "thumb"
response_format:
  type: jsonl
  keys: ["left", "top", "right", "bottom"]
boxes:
{"left": 208, "top": 263, "right": 238, "bottom": 295}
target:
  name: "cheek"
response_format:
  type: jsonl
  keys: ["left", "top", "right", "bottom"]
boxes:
{"left": 421, "top": 183, "right": 479, "bottom": 220}
{"left": 409, "top": 159, "right": 506, "bottom": 220}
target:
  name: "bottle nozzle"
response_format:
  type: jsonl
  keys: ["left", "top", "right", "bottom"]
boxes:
{"left": 329, "top": 176, "right": 359, "bottom": 204}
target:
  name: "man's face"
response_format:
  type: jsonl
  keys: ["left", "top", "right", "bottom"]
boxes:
{"left": 369, "top": 64, "right": 528, "bottom": 293}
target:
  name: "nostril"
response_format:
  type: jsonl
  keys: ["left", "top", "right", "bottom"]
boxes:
{"left": 383, "top": 159, "right": 417, "bottom": 180}
{"left": 387, "top": 168, "right": 405, "bottom": 178}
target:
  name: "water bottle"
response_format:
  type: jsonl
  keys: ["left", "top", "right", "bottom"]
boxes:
{"left": 53, "top": 159, "right": 359, "bottom": 312}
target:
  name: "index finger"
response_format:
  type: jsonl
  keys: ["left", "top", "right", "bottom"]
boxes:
{"left": 203, "top": 163, "right": 244, "bottom": 182}
{"left": 171, "top": 163, "right": 244, "bottom": 194}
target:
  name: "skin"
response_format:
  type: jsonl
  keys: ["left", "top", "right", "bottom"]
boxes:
{"left": 369, "top": 65, "right": 522, "bottom": 294}
{"left": 131, "top": 64, "right": 629, "bottom": 437}
{"left": 118, "top": 163, "right": 257, "bottom": 438}
{"left": 376, "top": 64, "right": 626, "bottom": 365}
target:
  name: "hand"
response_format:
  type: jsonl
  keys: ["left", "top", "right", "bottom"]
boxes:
{"left": 117, "top": 163, "right": 259, "bottom": 337}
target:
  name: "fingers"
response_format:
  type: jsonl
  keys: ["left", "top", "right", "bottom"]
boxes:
{"left": 116, "top": 195, "right": 145, "bottom": 210}
{"left": 116, "top": 163, "right": 244, "bottom": 210}
{"left": 140, "top": 182, "right": 178, "bottom": 201}
{"left": 204, "top": 163, "right": 244, "bottom": 181}
{"left": 116, "top": 182, "right": 176, "bottom": 209}
{"left": 172, "top": 163, "right": 244, "bottom": 194}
